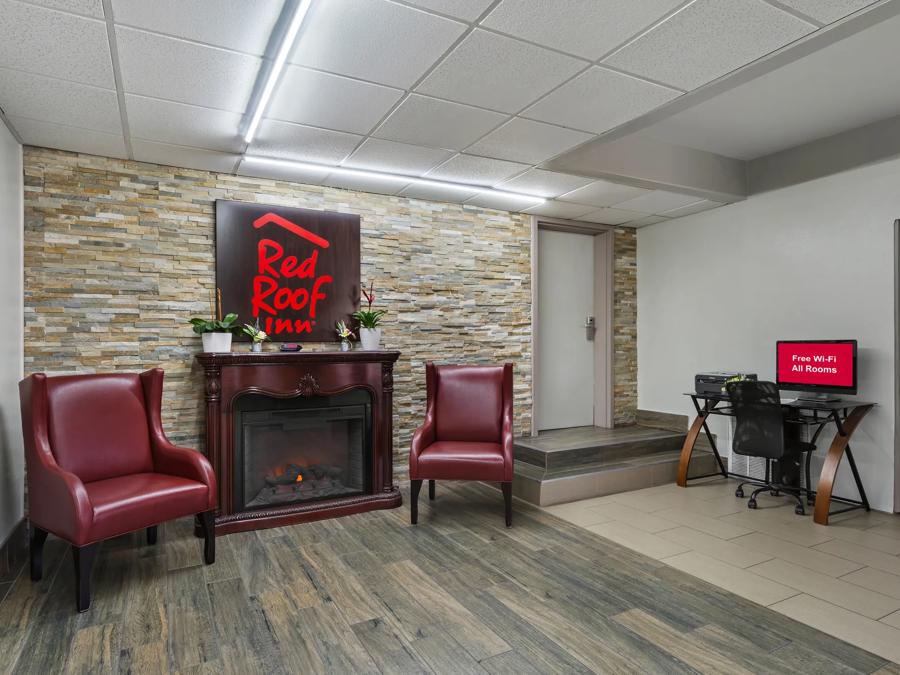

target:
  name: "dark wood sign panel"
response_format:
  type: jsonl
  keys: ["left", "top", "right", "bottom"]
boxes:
{"left": 215, "top": 200, "right": 360, "bottom": 342}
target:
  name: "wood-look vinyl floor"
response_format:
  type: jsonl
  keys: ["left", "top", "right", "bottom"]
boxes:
{"left": 0, "top": 481, "right": 894, "bottom": 674}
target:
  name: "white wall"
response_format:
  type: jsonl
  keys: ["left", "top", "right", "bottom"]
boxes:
{"left": 0, "top": 121, "right": 23, "bottom": 546}
{"left": 638, "top": 157, "right": 899, "bottom": 512}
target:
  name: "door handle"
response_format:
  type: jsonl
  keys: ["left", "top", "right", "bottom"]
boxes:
{"left": 585, "top": 316, "right": 595, "bottom": 341}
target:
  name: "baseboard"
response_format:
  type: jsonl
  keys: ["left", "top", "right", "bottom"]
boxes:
{"left": 0, "top": 518, "right": 28, "bottom": 584}
{"left": 636, "top": 409, "right": 687, "bottom": 433}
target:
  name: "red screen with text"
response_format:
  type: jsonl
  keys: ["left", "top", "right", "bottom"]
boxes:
{"left": 777, "top": 342, "right": 855, "bottom": 388}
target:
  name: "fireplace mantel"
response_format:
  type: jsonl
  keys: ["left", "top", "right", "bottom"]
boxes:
{"left": 196, "top": 350, "right": 402, "bottom": 533}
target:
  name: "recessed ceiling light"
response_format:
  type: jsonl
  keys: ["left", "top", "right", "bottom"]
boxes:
{"left": 241, "top": 156, "right": 547, "bottom": 204}
{"left": 243, "top": 0, "right": 313, "bottom": 144}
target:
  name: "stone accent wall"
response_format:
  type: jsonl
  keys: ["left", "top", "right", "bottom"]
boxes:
{"left": 22, "top": 147, "right": 639, "bottom": 469}
{"left": 613, "top": 228, "right": 637, "bottom": 426}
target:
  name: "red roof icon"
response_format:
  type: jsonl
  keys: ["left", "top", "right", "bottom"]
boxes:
{"left": 253, "top": 213, "right": 330, "bottom": 248}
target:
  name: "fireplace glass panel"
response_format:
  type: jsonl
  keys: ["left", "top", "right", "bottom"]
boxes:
{"left": 233, "top": 390, "right": 372, "bottom": 511}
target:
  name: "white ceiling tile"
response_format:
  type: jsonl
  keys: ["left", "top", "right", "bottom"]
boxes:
{"left": 622, "top": 215, "right": 669, "bottom": 227}
{"left": 10, "top": 116, "right": 126, "bottom": 157}
{"left": 0, "top": 68, "right": 120, "bottom": 133}
{"left": 236, "top": 158, "right": 331, "bottom": 184}
{"left": 26, "top": 0, "right": 103, "bottom": 18}
{"left": 0, "top": 1, "right": 113, "bottom": 87}
{"left": 614, "top": 189, "right": 701, "bottom": 213}
{"left": 482, "top": 0, "right": 684, "bottom": 61}
{"left": 249, "top": 119, "right": 362, "bottom": 164}
{"left": 403, "top": 0, "right": 494, "bottom": 21}
{"left": 558, "top": 180, "right": 649, "bottom": 207}
{"left": 267, "top": 66, "right": 403, "bottom": 135}
{"left": 603, "top": 0, "right": 815, "bottom": 91}
{"left": 660, "top": 199, "right": 724, "bottom": 218}
{"left": 111, "top": 0, "right": 284, "bottom": 55}
{"left": 580, "top": 207, "right": 647, "bottom": 225}
{"left": 523, "top": 66, "right": 680, "bottom": 134}
{"left": 417, "top": 29, "right": 586, "bottom": 113}
{"left": 125, "top": 95, "right": 243, "bottom": 153}
{"left": 774, "top": 0, "right": 877, "bottom": 24}
{"left": 465, "top": 192, "right": 543, "bottom": 211}
{"left": 345, "top": 138, "right": 453, "bottom": 176}
{"left": 116, "top": 27, "right": 260, "bottom": 112}
{"left": 521, "top": 200, "right": 596, "bottom": 219}
{"left": 322, "top": 172, "right": 409, "bottom": 196}
{"left": 465, "top": 117, "right": 593, "bottom": 164}
{"left": 399, "top": 183, "right": 479, "bottom": 203}
{"left": 131, "top": 139, "right": 239, "bottom": 173}
{"left": 290, "top": 0, "right": 466, "bottom": 88}
{"left": 496, "top": 169, "right": 593, "bottom": 198}
{"left": 374, "top": 94, "right": 506, "bottom": 151}
{"left": 426, "top": 154, "right": 529, "bottom": 185}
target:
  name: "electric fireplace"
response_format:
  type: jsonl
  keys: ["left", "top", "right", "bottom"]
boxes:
{"left": 196, "top": 350, "right": 401, "bottom": 534}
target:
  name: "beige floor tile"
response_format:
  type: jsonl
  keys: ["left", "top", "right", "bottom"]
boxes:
{"left": 656, "top": 527, "right": 773, "bottom": 569}
{"left": 818, "top": 525, "right": 900, "bottom": 556}
{"left": 547, "top": 506, "right": 616, "bottom": 528}
{"left": 879, "top": 609, "right": 900, "bottom": 629}
{"left": 814, "top": 538, "right": 900, "bottom": 577}
{"left": 661, "top": 551, "right": 798, "bottom": 606}
{"left": 585, "top": 521, "right": 690, "bottom": 560}
{"left": 651, "top": 508, "right": 753, "bottom": 540}
{"left": 842, "top": 567, "right": 900, "bottom": 601}
{"left": 720, "top": 510, "right": 833, "bottom": 547}
{"left": 582, "top": 502, "right": 678, "bottom": 534}
{"left": 864, "top": 519, "right": 900, "bottom": 542}
{"left": 680, "top": 479, "right": 742, "bottom": 501}
{"left": 749, "top": 557, "right": 900, "bottom": 619}
{"left": 731, "top": 532, "right": 863, "bottom": 577}
{"left": 770, "top": 594, "right": 900, "bottom": 665}
{"left": 611, "top": 489, "right": 744, "bottom": 518}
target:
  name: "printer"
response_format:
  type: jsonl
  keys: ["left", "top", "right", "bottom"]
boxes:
{"left": 694, "top": 372, "right": 758, "bottom": 396}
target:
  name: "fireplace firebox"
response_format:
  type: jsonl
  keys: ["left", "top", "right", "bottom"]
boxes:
{"left": 196, "top": 351, "right": 401, "bottom": 534}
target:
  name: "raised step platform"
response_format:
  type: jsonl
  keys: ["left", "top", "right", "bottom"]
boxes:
{"left": 512, "top": 425, "right": 716, "bottom": 506}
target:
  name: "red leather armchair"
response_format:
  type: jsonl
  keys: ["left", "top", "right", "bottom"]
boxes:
{"left": 409, "top": 363, "right": 514, "bottom": 526}
{"left": 20, "top": 368, "right": 217, "bottom": 612}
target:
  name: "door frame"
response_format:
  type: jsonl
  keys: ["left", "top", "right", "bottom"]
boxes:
{"left": 531, "top": 216, "right": 616, "bottom": 435}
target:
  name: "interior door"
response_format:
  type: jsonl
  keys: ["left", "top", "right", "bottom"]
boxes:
{"left": 536, "top": 229, "right": 595, "bottom": 430}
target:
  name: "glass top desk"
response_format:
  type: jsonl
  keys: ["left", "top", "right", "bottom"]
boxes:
{"left": 677, "top": 391, "right": 876, "bottom": 525}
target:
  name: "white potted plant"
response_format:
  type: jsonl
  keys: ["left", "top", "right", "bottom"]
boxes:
{"left": 189, "top": 289, "right": 239, "bottom": 353}
{"left": 335, "top": 320, "right": 355, "bottom": 351}
{"left": 352, "top": 281, "right": 386, "bottom": 351}
{"left": 242, "top": 320, "right": 269, "bottom": 353}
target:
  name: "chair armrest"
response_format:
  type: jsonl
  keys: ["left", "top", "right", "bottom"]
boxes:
{"left": 501, "top": 407, "right": 514, "bottom": 482}
{"left": 409, "top": 413, "right": 436, "bottom": 479}
{"left": 153, "top": 440, "right": 217, "bottom": 510}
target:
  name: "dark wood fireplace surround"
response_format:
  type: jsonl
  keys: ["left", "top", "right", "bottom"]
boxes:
{"left": 196, "top": 350, "right": 402, "bottom": 534}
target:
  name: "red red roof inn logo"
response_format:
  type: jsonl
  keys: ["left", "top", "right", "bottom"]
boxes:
{"left": 215, "top": 201, "right": 361, "bottom": 342}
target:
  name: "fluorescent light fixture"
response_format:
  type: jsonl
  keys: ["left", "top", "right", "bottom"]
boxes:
{"left": 243, "top": 0, "right": 313, "bottom": 144}
{"left": 241, "top": 156, "right": 547, "bottom": 204}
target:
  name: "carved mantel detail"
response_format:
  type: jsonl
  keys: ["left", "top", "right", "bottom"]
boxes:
{"left": 297, "top": 373, "right": 321, "bottom": 397}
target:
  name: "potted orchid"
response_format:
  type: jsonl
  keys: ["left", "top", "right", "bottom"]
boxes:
{"left": 335, "top": 320, "right": 355, "bottom": 351}
{"left": 352, "top": 281, "right": 386, "bottom": 351}
{"left": 242, "top": 320, "right": 269, "bottom": 353}
{"left": 189, "top": 288, "right": 240, "bottom": 353}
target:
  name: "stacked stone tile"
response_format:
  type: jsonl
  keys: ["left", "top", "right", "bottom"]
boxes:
{"left": 613, "top": 228, "right": 637, "bottom": 425}
{"left": 23, "top": 147, "right": 638, "bottom": 471}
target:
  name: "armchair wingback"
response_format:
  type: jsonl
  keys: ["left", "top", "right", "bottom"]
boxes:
{"left": 20, "top": 368, "right": 217, "bottom": 612}
{"left": 409, "top": 363, "right": 514, "bottom": 526}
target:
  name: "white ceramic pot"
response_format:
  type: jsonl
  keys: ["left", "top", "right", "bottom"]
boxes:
{"left": 202, "top": 332, "right": 233, "bottom": 353}
{"left": 340, "top": 340, "right": 351, "bottom": 352}
{"left": 251, "top": 342, "right": 262, "bottom": 353}
{"left": 358, "top": 327, "right": 382, "bottom": 351}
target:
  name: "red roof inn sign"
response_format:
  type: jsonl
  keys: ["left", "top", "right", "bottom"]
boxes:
{"left": 215, "top": 200, "right": 361, "bottom": 342}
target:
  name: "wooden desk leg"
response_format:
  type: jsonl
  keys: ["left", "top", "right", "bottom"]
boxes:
{"left": 813, "top": 405, "right": 873, "bottom": 525}
{"left": 677, "top": 412, "right": 707, "bottom": 487}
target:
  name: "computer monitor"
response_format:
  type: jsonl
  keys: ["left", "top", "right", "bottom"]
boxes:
{"left": 776, "top": 340, "right": 857, "bottom": 401}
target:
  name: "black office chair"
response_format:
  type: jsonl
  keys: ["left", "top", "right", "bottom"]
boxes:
{"left": 726, "top": 380, "right": 814, "bottom": 515}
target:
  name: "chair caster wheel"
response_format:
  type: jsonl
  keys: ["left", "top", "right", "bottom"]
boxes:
{"left": 795, "top": 505, "right": 806, "bottom": 516}
{"left": 735, "top": 488, "right": 744, "bottom": 498}
{"left": 748, "top": 499, "right": 757, "bottom": 509}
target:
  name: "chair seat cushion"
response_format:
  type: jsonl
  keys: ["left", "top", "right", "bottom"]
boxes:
{"left": 85, "top": 472, "right": 210, "bottom": 543}
{"left": 415, "top": 441, "right": 506, "bottom": 481}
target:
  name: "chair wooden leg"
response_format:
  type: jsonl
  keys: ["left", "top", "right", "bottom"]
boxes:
{"left": 72, "top": 542, "right": 99, "bottom": 613}
{"left": 428, "top": 480, "right": 435, "bottom": 501}
{"left": 29, "top": 525, "right": 48, "bottom": 582}
{"left": 502, "top": 482, "right": 512, "bottom": 528}
{"left": 410, "top": 480, "right": 423, "bottom": 524}
{"left": 146, "top": 525, "right": 158, "bottom": 546}
{"left": 198, "top": 511, "right": 215, "bottom": 565}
